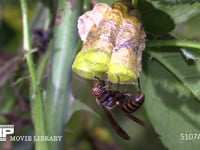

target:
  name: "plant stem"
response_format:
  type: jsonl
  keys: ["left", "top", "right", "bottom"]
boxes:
{"left": 147, "top": 40, "right": 200, "bottom": 50}
{"left": 44, "top": 0, "right": 82, "bottom": 149}
{"left": 20, "top": 0, "right": 37, "bottom": 89}
{"left": 20, "top": 0, "right": 48, "bottom": 149}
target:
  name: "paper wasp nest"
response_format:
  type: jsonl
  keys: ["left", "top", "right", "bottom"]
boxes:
{"left": 72, "top": 2, "right": 146, "bottom": 83}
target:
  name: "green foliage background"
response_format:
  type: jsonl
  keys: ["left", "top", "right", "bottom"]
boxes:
{"left": 0, "top": 0, "right": 200, "bottom": 150}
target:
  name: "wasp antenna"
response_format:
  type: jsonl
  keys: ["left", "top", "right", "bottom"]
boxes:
{"left": 94, "top": 76, "right": 106, "bottom": 87}
{"left": 94, "top": 76, "right": 98, "bottom": 80}
{"left": 94, "top": 76, "right": 101, "bottom": 82}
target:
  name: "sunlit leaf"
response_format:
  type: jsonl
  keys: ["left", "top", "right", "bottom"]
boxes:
{"left": 141, "top": 51, "right": 200, "bottom": 150}
{"left": 147, "top": 49, "right": 200, "bottom": 100}
{"left": 181, "top": 48, "right": 200, "bottom": 60}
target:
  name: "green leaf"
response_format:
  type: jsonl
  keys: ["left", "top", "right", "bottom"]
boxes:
{"left": 173, "top": 14, "right": 200, "bottom": 39}
{"left": 68, "top": 99, "right": 99, "bottom": 121}
{"left": 44, "top": 1, "right": 82, "bottom": 150}
{"left": 141, "top": 51, "right": 200, "bottom": 150}
{"left": 37, "top": 49, "right": 51, "bottom": 84}
{"left": 181, "top": 48, "right": 200, "bottom": 60}
{"left": 149, "top": 1, "right": 200, "bottom": 24}
{"left": 146, "top": 49, "right": 200, "bottom": 100}
{"left": 148, "top": 0, "right": 197, "bottom": 5}
{"left": 138, "top": 0, "right": 175, "bottom": 35}
{"left": 96, "top": 0, "right": 116, "bottom": 5}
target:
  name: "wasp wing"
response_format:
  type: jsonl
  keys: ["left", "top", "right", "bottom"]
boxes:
{"left": 101, "top": 106, "right": 130, "bottom": 140}
{"left": 122, "top": 109, "right": 159, "bottom": 137}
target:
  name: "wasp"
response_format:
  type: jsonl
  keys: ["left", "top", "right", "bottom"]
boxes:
{"left": 92, "top": 77, "right": 157, "bottom": 140}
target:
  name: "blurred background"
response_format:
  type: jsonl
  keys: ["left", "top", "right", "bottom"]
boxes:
{"left": 1, "top": 0, "right": 200, "bottom": 150}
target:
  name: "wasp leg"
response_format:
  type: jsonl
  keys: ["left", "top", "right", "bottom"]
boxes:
{"left": 121, "top": 109, "right": 159, "bottom": 137}
{"left": 101, "top": 105, "right": 130, "bottom": 140}
{"left": 137, "top": 78, "right": 141, "bottom": 92}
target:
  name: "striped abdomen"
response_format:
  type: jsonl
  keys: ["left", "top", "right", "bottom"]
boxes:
{"left": 120, "top": 92, "right": 144, "bottom": 113}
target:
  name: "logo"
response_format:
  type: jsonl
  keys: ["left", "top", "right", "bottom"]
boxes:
{"left": 0, "top": 125, "right": 14, "bottom": 141}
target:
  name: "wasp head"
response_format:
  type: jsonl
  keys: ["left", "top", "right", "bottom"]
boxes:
{"left": 92, "top": 77, "right": 106, "bottom": 97}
